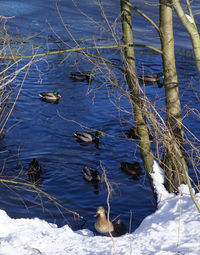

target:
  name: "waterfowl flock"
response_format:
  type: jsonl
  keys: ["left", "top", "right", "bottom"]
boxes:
{"left": 39, "top": 71, "right": 94, "bottom": 104}
{"left": 36, "top": 69, "right": 163, "bottom": 236}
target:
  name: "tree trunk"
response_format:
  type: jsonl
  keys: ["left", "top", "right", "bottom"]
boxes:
{"left": 172, "top": 0, "right": 200, "bottom": 79}
{"left": 120, "top": 0, "right": 155, "bottom": 190}
{"left": 159, "top": 0, "right": 188, "bottom": 192}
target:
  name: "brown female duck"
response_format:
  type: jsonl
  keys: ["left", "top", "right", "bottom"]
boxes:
{"left": 94, "top": 206, "right": 114, "bottom": 234}
{"left": 120, "top": 161, "right": 141, "bottom": 180}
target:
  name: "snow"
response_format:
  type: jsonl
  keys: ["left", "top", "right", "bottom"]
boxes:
{"left": 0, "top": 161, "right": 200, "bottom": 255}
{"left": 186, "top": 14, "right": 194, "bottom": 24}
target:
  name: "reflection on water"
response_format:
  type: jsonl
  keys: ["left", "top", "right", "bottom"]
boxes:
{"left": 0, "top": 0, "right": 199, "bottom": 234}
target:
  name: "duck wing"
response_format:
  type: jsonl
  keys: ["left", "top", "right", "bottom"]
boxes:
{"left": 74, "top": 132, "right": 94, "bottom": 142}
{"left": 82, "top": 166, "right": 93, "bottom": 181}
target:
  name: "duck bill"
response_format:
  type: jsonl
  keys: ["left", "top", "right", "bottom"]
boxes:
{"left": 94, "top": 212, "right": 98, "bottom": 217}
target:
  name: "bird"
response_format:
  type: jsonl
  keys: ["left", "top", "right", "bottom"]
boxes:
{"left": 120, "top": 161, "right": 141, "bottom": 180}
{"left": 69, "top": 71, "right": 94, "bottom": 82}
{"left": 139, "top": 72, "right": 163, "bottom": 88}
{"left": 112, "top": 218, "right": 127, "bottom": 237}
{"left": 74, "top": 130, "right": 104, "bottom": 143}
{"left": 94, "top": 206, "right": 114, "bottom": 234}
{"left": 125, "top": 126, "right": 153, "bottom": 140}
{"left": 125, "top": 126, "right": 139, "bottom": 140}
{"left": 82, "top": 166, "right": 100, "bottom": 183}
{"left": 39, "top": 91, "right": 61, "bottom": 103}
{"left": 27, "top": 158, "right": 43, "bottom": 183}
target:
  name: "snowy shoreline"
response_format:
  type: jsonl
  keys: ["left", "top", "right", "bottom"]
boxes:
{"left": 0, "top": 161, "right": 200, "bottom": 255}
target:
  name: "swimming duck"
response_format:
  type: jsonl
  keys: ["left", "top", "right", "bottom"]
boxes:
{"left": 125, "top": 126, "right": 153, "bottom": 140}
{"left": 39, "top": 91, "right": 61, "bottom": 103}
{"left": 27, "top": 158, "right": 43, "bottom": 183}
{"left": 112, "top": 218, "right": 127, "bottom": 237}
{"left": 94, "top": 206, "right": 114, "bottom": 234}
{"left": 74, "top": 130, "right": 104, "bottom": 143}
{"left": 69, "top": 71, "right": 94, "bottom": 82}
{"left": 82, "top": 166, "right": 100, "bottom": 183}
{"left": 139, "top": 72, "right": 163, "bottom": 88}
{"left": 120, "top": 161, "right": 141, "bottom": 180}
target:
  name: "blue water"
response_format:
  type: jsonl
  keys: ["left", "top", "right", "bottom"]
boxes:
{"left": 0, "top": 0, "right": 199, "bottom": 234}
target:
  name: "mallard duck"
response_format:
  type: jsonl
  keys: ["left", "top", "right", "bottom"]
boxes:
{"left": 94, "top": 206, "right": 114, "bottom": 234}
{"left": 139, "top": 72, "right": 163, "bottom": 88}
{"left": 82, "top": 166, "right": 100, "bottom": 182}
{"left": 112, "top": 218, "right": 127, "bottom": 237}
{"left": 39, "top": 91, "right": 61, "bottom": 103}
{"left": 28, "top": 158, "right": 43, "bottom": 183}
{"left": 120, "top": 161, "right": 141, "bottom": 180}
{"left": 69, "top": 71, "right": 94, "bottom": 82}
{"left": 125, "top": 126, "right": 153, "bottom": 140}
{"left": 0, "top": 131, "right": 5, "bottom": 140}
{"left": 74, "top": 130, "right": 104, "bottom": 143}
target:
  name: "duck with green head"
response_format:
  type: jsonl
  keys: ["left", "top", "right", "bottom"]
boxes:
{"left": 69, "top": 71, "right": 94, "bottom": 82}
{"left": 39, "top": 91, "right": 61, "bottom": 103}
{"left": 139, "top": 72, "right": 164, "bottom": 88}
{"left": 74, "top": 130, "right": 104, "bottom": 144}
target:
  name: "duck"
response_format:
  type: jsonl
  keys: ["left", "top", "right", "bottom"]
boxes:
{"left": 74, "top": 130, "right": 104, "bottom": 143}
{"left": 125, "top": 126, "right": 153, "bottom": 140}
{"left": 69, "top": 71, "right": 94, "bottom": 82}
{"left": 139, "top": 72, "right": 163, "bottom": 88}
{"left": 39, "top": 91, "right": 61, "bottom": 103}
{"left": 94, "top": 206, "right": 114, "bottom": 234}
{"left": 27, "top": 158, "right": 43, "bottom": 183}
{"left": 120, "top": 161, "right": 141, "bottom": 180}
{"left": 82, "top": 166, "right": 100, "bottom": 183}
{"left": 112, "top": 218, "right": 127, "bottom": 237}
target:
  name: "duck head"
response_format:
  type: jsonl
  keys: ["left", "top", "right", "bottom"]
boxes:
{"left": 94, "top": 206, "right": 105, "bottom": 217}
{"left": 87, "top": 71, "right": 94, "bottom": 78}
{"left": 157, "top": 72, "right": 164, "bottom": 79}
{"left": 95, "top": 130, "right": 104, "bottom": 137}
{"left": 53, "top": 91, "right": 61, "bottom": 98}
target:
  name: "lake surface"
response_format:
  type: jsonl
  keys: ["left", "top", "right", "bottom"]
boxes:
{"left": 0, "top": 0, "right": 199, "bottom": 234}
